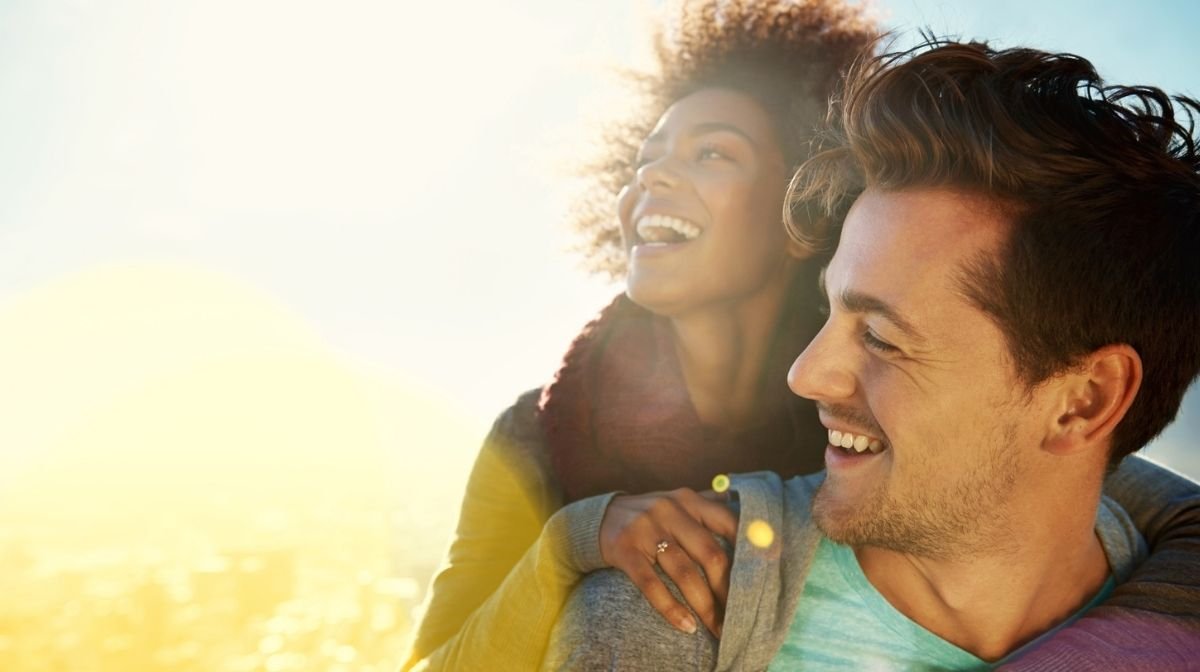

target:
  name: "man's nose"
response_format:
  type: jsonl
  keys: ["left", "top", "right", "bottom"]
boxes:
{"left": 788, "top": 322, "right": 858, "bottom": 402}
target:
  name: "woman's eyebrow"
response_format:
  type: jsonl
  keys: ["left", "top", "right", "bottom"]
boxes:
{"left": 643, "top": 122, "right": 759, "bottom": 148}
{"left": 688, "top": 122, "right": 758, "bottom": 146}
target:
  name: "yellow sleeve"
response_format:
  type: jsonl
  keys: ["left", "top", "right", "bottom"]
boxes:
{"left": 401, "top": 393, "right": 613, "bottom": 671}
{"left": 407, "top": 492, "right": 613, "bottom": 671}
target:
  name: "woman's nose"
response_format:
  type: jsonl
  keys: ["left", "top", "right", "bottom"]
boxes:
{"left": 636, "top": 155, "right": 680, "bottom": 191}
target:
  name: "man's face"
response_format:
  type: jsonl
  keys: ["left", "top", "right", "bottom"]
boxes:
{"left": 788, "top": 188, "right": 1056, "bottom": 558}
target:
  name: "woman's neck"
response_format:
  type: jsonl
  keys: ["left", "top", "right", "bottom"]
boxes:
{"left": 669, "top": 268, "right": 795, "bottom": 429}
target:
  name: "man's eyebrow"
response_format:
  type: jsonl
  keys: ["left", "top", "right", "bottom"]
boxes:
{"left": 841, "top": 289, "right": 927, "bottom": 344}
{"left": 819, "top": 271, "right": 927, "bottom": 344}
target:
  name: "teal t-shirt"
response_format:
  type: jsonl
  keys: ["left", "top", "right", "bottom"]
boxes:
{"left": 769, "top": 537, "right": 1115, "bottom": 671}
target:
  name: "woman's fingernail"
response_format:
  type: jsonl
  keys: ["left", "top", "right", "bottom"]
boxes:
{"left": 678, "top": 615, "right": 698, "bottom": 634}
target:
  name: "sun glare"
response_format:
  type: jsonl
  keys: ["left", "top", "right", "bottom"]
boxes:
{"left": 0, "top": 263, "right": 478, "bottom": 670}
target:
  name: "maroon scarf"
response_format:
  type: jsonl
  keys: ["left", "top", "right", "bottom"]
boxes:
{"left": 538, "top": 293, "right": 827, "bottom": 503}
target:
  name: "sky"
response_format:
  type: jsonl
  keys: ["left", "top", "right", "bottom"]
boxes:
{"left": 0, "top": 0, "right": 1197, "bottom": 533}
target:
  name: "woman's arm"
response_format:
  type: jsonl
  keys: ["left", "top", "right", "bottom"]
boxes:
{"left": 1099, "top": 454, "right": 1200, "bottom": 615}
{"left": 405, "top": 493, "right": 614, "bottom": 671}
{"left": 400, "top": 393, "right": 613, "bottom": 671}
{"left": 401, "top": 392, "right": 741, "bottom": 670}
{"left": 1001, "top": 454, "right": 1200, "bottom": 670}
{"left": 400, "top": 395, "right": 555, "bottom": 666}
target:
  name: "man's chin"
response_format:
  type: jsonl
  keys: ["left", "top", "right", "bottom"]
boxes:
{"left": 812, "top": 478, "right": 919, "bottom": 552}
{"left": 812, "top": 484, "right": 974, "bottom": 558}
{"left": 811, "top": 481, "right": 877, "bottom": 546}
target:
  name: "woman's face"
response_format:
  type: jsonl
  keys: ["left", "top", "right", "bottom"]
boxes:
{"left": 618, "top": 87, "right": 795, "bottom": 317}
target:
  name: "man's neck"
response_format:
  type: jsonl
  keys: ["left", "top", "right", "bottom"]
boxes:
{"left": 855, "top": 505, "right": 1111, "bottom": 661}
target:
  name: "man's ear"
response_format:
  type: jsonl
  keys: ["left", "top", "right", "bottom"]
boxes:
{"left": 1043, "top": 344, "right": 1142, "bottom": 456}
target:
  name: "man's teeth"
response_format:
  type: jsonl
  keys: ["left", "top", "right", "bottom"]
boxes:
{"left": 635, "top": 215, "right": 701, "bottom": 244}
{"left": 828, "top": 429, "right": 884, "bottom": 454}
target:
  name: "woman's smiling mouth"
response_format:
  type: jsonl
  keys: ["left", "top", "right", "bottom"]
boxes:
{"left": 635, "top": 215, "right": 702, "bottom": 245}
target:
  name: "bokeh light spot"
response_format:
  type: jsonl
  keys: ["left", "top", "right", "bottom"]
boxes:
{"left": 711, "top": 474, "right": 730, "bottom": 493}
{"left": 746, "top": 519, "right": 775, "bottom": 549}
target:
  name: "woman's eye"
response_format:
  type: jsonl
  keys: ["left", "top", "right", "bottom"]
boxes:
{"left": 862, "top": 329, "right": 898, "bottom": 353}
{"left": 697, "top": 145, "right": 727, "bottom": 161}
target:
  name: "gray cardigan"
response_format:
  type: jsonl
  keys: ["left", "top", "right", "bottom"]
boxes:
{"left": 544, "top": 470, "right": 1154, "bottom": 671}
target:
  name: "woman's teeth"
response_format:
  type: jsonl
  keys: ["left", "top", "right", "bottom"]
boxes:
{"left": 635, "top": 215, "right": 701, "bottom": 244}
{"left": 828, "top": 429, "right": 884, "bottom": 454}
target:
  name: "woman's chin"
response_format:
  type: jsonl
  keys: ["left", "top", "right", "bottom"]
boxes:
{"left": 624, "top": 275, "right": 690, "bottom": 317}
{"left": 624, "top": 286, "right": 671, "bottom": 317}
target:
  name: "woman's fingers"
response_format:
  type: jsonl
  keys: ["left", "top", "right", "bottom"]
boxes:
{"left": 669, "top": 526, "right": 732, "bottom": 609}
{"left": 658, "top": 493, "right": 732, "bottom": 613}
{"left": 602, "top": 501, "right": 700, "bottom": 634}
{"left": 652, "top": 536, "right": 723, "bottom": 637}
{"left": 675, "top": 488, "right": 739, "bottom": 544}
{"left": 663, "top": 489, "right": 735, "bottom": 607}
{"left": 600, "top": 488, "right": 739, "bottom": 637}
{"left": 618, "top": 543, "right": 699, "bottom": 635}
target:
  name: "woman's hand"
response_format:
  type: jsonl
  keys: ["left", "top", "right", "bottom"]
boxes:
{"left": 598, "top": 488, "right": 737, "bottom": 638}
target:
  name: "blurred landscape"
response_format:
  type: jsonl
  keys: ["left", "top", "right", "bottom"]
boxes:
{"left": 0, "top": 364, "right": 472, "bottom": 672}
{"left": 0, "top": 491, "right": 422, "bottom": 672}
{"left": 0, "top": 265, "right": 479, "bottom": 672}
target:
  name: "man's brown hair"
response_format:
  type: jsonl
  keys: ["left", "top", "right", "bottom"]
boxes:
{"left": 789, "top": 39, "right": 1200, "bottom": 464}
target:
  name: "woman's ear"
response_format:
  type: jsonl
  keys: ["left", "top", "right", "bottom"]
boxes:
{"left": 1043, "top": 344, "right": 1142, "bottom": 457}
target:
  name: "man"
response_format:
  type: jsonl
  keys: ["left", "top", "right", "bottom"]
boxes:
{"left": 545, "top": 40, "right": 1200, "bottom": 670}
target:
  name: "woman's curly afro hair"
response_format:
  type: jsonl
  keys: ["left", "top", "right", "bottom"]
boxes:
{"left": 570, "top": 0, "right": 877, "bottom": 277}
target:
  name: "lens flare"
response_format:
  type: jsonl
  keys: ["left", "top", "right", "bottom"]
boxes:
{"left": 746, "top": 519, "right": 775, "bottom": 548}
{"left": 711, "top": 474, "right": 730, "bottom": 493}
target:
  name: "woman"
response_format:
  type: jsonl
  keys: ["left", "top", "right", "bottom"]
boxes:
{"left": 402, "top": 2, "right": 1200, "bottom": 669}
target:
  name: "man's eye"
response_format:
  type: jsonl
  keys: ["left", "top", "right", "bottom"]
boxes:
{"left": 863, "top": 329, "right": 898, "bottom": 353}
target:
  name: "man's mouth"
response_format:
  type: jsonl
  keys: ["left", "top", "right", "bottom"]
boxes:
{"left": 827, "top": 428, "right": 885, "bottom": 455}
{"left": 635, "top": 215, "right": 701, "bottom": 245}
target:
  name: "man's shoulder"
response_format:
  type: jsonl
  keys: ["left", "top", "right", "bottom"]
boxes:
{"left": 543, "top": 471, "right": 829, "bottom": 671}
{"left": 729, "top": 470, "right": 825, "bottom": 518}
{"left": 1096, "top": 494, "right": 1150, "bottom": 582}
{"left": 545, "top": 567, "right": 719, "bottom": 671}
